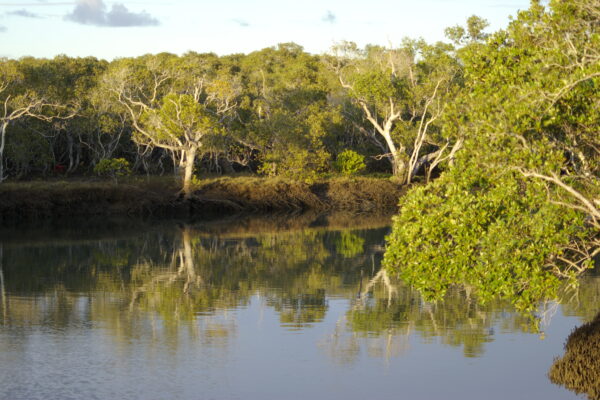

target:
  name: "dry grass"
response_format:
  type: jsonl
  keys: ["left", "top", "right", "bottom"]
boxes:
{"left": 193, "top": 175, "right": 405, "bottom": 214}
{"left": 0, "top": 175, "right": 405, "bottom": 220}
{"left": 0, "top": 176, "right": 181, "bottom": 220}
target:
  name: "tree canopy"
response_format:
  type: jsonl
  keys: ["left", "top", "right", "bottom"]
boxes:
{"left": 383, "top": 0, "right": 599, "bottom": 312}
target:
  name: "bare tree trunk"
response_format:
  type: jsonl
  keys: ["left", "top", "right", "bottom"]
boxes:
{"left": 182, "top": 147, "right": 197, "bottom": 199}
{"left": 406, "top": 136, "right": 426, "bottom": 185}
{"left": 392, "top": 157, "right": 406, "bottom": 180}
{"left": 427, "top": 138, "right": 463, "bottom": 182}
{"left": 409, "top": 150, "right": 442, "bottom": 182}
{"left": 379, "top": 129, "right": 406, "bottom": 179}
{"left": 67, "top": 133, "right": 75, "bottom": 173}
{"left": 72, "top": 142, "right": 81, "bottom": 174}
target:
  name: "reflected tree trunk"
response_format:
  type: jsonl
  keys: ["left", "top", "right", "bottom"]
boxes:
{"left": 360, "top": 268, "right": 397, "bottom": 307}
{"left": 181, "top": 226, "right": 201, "bottom": 293}
{"left": 129, "top": 226, "right": 202, "bottom": 310}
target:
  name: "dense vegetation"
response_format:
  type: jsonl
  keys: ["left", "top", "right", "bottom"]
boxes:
{"left": 383, "top": 0, "right": 599, "bottom": 310}
{"left": 0, "top": 18, "right": 483, "bottom": 194}
{"left": 0, "top": 1, "right": 597, "bottom": 308}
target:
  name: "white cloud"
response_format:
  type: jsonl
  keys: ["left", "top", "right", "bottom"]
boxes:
{"left": 322, "top": 10, "right": 336, "bottom": 24}
{"left": 65, "top": 0, "right": 159, "bottom": 27}
{"left": 232, "top": 18, "right": 249, "bottom": 27}
{"left": 6, "top": 9, "right": 42, "bottom": 18}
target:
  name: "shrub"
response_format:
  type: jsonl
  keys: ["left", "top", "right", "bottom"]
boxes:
{"left": 259, "top": 147, "right": 329, "bottom": 183}
{"left": 94, "top": 158, "right": 131, "bottom": 183}
{"left": 334, "top": 150, "right": 366, "bottom": 176}
{"left": 382, "top": 163, "right": 591, "bottom": 313}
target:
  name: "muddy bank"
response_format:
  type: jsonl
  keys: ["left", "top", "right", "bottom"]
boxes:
{"left": 549, "top": 311, "right": 600, "bottom": 400}
{"left": 0, "top": 176, "right": 405, "bottom": 222}
{"left": 192, "top": 176, "right": 404, "bottom": 214}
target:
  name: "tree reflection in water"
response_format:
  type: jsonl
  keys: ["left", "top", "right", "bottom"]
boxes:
{"left": 321, "top": 269, "right": 534, "bottom": 364}
{"left": 0, "top": 215, "right": 598, "bottom": 363}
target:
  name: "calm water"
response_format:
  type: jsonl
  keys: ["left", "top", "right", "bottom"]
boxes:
{"left": 0, "top": 215, "right": 597, "bottom": 400}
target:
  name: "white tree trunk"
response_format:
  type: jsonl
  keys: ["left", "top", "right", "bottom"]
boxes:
{"left": 381, "top": 131, "right": 404, "bottom": 178}
{"left": 182, "top": 147, "right": 197, "bottom": 199}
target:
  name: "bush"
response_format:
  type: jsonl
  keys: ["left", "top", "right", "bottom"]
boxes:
{"left": 259, "top": 147, "right": 329, "bottom": 183}
{"left": 382, "top": 163, "right": 590, "bottom": 313}
{"left": 94, "top": 158, "right": 131, "bottom": 183}
{"left": 334, "top": 150, "right": 366, "bottom": 176}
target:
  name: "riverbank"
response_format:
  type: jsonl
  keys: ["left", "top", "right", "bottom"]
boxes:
{"left": 0, "top": 175, "right": 405, "bottom": 221}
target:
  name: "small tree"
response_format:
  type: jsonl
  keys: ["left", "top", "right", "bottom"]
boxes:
{"left": 334, "top": 149, "right": 366, "bottom": 176}
{"left": 139, "top": 93, "right": 223, "bottom": 195}
{"left": 94, "top": 158, "right": 131, "bottom": 183}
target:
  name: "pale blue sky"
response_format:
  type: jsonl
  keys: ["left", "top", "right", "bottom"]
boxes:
{"left": 0, "top": 0, "right": 532, "bottom": 60}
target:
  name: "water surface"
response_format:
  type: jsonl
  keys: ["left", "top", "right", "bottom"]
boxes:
{"left": 0, "top": 215, "right": 597, "bottom": 400}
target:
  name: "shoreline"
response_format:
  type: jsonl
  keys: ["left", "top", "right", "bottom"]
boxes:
{"left": 0, "top": 176, "right": 405, "bottom": 222}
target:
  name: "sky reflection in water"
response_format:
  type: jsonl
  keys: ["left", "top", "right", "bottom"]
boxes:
{"left": 0, "top": 215, "right": 597, "bottom": 400}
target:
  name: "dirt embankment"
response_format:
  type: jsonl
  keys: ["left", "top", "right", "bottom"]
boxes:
{"left": 193, "top": 177, "right": 404, "bottom": 213}
{"left": 0, "top": 176, "right": 405, "bottom": 221}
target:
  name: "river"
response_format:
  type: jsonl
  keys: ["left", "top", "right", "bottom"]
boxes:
{"left": 0, "top": 214, "right": 597, "bottom": 400}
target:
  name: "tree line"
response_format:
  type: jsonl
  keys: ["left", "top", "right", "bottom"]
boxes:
{"left": 0, "top": 0, "right": 598, "bottom": 286}
{"left": 0, "top": 16, "right": 493, "bottom": 195}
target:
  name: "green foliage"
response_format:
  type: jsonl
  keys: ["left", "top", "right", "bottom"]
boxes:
{"left": 139, "top": 93, "right": 223, "bottom": 147}
{"left": 5, "top": 127, "right": 53, "bottom": 177}
{"left": 384, "top": 0, "right": 599, "bottom": 314}
{"left": 350, "top": 69, "right": 404, "bottom": 108}
{"left": 334, "top": 150, "right": 366, "bottom": 176}
{"left": 383, "top": 158, "right": 589, "bottom": 313}
{"left": 445, "top": 15, "right": 490, "bottom": 45}
{"left": 93, "top": 158, "right": 131, "bottom": 182}
{"left": 258, "top": 147, "right": 328, "bottom": 183}
{"left": 234, "top": 44, "right": 341, "bottom": 181}
{"left": 253, "top": 101, "right": 337, "bottom": 181}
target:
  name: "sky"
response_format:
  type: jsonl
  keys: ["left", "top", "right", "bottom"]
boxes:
{"left": 0, "top": 0, "right": 533, "bottom": 60}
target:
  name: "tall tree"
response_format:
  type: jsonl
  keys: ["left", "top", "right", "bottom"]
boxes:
{"left": 100, "top": 53, "right": 240, "bottom": 198}
{"left": 329, "top": 40, "right": 461, "bottom": 182}
{"left": 236, "top": 43, "right": 340, "bottom": 179}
